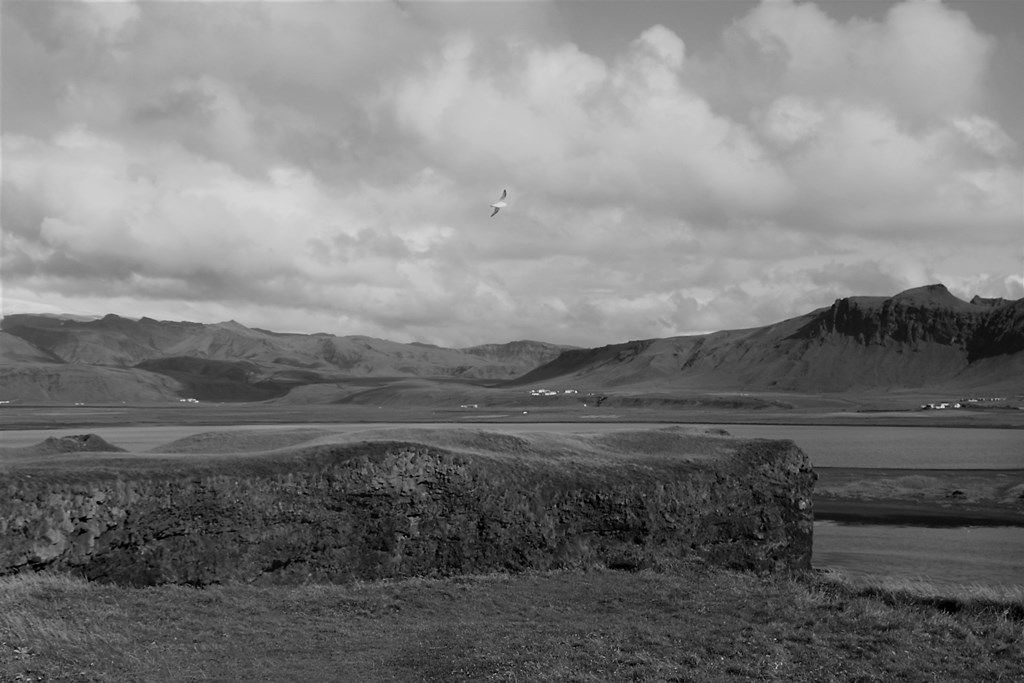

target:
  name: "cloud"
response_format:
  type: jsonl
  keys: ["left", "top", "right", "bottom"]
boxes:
{"left": 765, "top": 100, "right": 1021, "bottom": 237}
{"left": 726, "top": 0, "right": 994, "bottom": 118}
{"left": 756, "top": 95, "right": 825, "bottom": 147}
{"left": 7, "top": 128, "right": 367, "bottom": 299}
{"left": 388, "top": 24, "right": 792, "bottom": 222}
{"left": 950, "top": 114, "right": 1017, "bottom": 158}
{"left": 387, "top": 9, "right": 1018, "bottom": 245}
{"left": 2, "top": 1, "right": 1022, "bottom": 347}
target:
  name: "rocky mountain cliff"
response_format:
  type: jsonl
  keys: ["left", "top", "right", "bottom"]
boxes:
{"left": 516, "top": 285, "right": 1024, "bottom": 393}
{"left": 790, "top": 285, "right": 994, "bottom": 350}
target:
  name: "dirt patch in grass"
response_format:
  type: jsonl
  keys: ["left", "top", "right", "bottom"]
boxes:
{"left": 1, "top": 565, "right": 1021, "bottom": 683}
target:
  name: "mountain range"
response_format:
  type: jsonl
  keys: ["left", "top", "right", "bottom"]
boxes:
{"left": 1, "top": 284, "right": 1021, "bottom": 404}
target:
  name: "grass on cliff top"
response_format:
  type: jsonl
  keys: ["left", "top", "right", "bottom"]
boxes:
{"left": 2, "top": 564, "right": 1021, "bottom": 683}
{"left": 310, "top": 425, "right": 747, "bottom": 465}
{"left": 0, "top": 425, "right": 755, "bottom": 482}
{"left": 148, "top": 428, "right": 338, "bottom": 454}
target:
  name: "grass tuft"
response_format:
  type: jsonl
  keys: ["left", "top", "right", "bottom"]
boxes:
{"left": 816, "top": 570, "right": 1024, "bottom": 619}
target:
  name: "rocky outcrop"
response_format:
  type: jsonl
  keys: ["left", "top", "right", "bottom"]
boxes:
{"left": 0, "top": 429, "right": 814, "bottom": 586}
{"left": 971, "top": 295, "right": 1015, "bottom": 308}
{"left": 793, "top": 285, "right": 988, "bottom": 349}
{"left": 515, "top": 285, "right": 1024, "bottom": 392}
{"left": 967, "top": 298, "right": 1024, "bottom": 362}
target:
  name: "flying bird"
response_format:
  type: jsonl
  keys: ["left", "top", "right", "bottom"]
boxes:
{"left": 490, "top": 189, "right": 507, "bottom": 217}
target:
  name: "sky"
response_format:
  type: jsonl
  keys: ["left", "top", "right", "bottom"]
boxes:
{"left": 2, "top": 0, "right": 1023, "bottom": 348}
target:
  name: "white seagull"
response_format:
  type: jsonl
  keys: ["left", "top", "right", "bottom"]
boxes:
{"left": 490, "top": 189, "right": 507, "bottom": 217}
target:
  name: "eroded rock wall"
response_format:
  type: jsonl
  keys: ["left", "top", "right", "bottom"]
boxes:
{"left": 1, "top": 438, "right": 814, "bottom": 586}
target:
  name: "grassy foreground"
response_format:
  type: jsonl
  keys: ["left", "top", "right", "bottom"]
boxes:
{"left": 2, "top": 564, "right": 1021, "bottom": 682}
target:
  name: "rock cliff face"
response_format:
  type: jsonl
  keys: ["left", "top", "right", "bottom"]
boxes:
{"left": 0, "top": 429, "right": 814, "bottom": 586}
{"left": 517, "top": 285, "right": 1024, "bottom": 392}
{"left": 967, "top": 298, "right": 1024, "bottom": 362}
{"left": 793, "top": 285, "right": 987, "bottom": 349}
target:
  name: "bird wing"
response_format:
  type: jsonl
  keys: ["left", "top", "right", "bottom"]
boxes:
{"left": 499, "top": 189, "right": 507, "bottom": 200}
{"left": 490, "top": 206, "right": 500, "bottom": 217}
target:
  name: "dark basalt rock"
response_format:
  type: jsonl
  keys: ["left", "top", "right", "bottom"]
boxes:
{"left": 971, "top": 295, "right": 1014, "bottom": 308}
{"left": 793, "top": 285, "right": 983, "bottom": 348}
{"left": 788, "top": 285, "right": 1024, "bottom": 367}
{"left": 0, "top": 434, "right": 815, "bottom": 586}
{"left": 967, "top": 299, "right": 1024, "bottom": 362}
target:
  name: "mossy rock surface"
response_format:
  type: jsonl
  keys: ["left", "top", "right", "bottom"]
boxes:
{"left": 0, "top": 427, "right": 815, "bottom": 586}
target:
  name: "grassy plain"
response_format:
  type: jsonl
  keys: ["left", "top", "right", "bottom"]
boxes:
{"left": 2, "top": 564, "right": 1022, "bottom": 683}
{"left": 1, "top": 385, "right": 1022, "bottom": 431}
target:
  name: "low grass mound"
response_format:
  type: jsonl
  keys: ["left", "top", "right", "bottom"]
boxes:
{"left": 821, "top": 571, "right": 1024, "bottom": 620}
{"left": 151, "top": 427, "right": 336, "bottom": 454}
{"left": 0, "top": 433, "right": 126, "bottom": 458}
{"left": 815, "top": 467, "right": 1024, "bottom": 526}
{"left": 817, "top": 468, "right": 1024, "bottom": 504}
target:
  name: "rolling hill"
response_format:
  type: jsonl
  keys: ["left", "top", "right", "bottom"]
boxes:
{"left": 0, "top": 314, "right": 572, "bottom": 402}
{"left": 1, "top": 284, "right": 1021, "bottom": 403}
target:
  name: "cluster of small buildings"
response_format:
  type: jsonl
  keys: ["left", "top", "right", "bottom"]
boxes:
{"left": 920, "top": 402, "right": 962, "bottom": 410}
{"left": 179, "top": 397, "right": 200, "bottom": 403}
{"left": 920, "top": 396, "right": 1008, "bottom": 410}
{"left": 528, "top": 388, "right": 578, "bottom": 397}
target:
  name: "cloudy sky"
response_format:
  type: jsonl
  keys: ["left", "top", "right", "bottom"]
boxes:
{"left": 3, "top": 0, "right": 1022, "bottom": 347}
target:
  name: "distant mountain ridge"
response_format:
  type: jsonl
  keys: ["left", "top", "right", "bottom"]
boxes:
{"left": 0, "top": 314, "right": 573, "bottom": 402}
{"left": 514, "top": 285, "right": 1024, "bottom": 393}
{"left": 1, "top": 284, "right": 1022, "bottom": 402}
